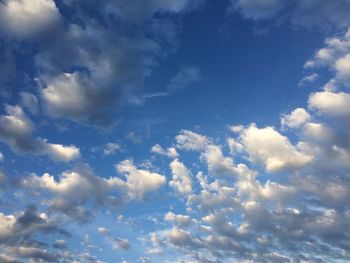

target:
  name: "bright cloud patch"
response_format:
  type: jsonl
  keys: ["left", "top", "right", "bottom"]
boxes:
{"left": 234, "top": 124, "right": 313, "bottom": 172}
{"left": 114, "top": 160, "right": 166, "bottom": 199}
{"left": 0, "top": 0, "right": 60, "bottom": 37}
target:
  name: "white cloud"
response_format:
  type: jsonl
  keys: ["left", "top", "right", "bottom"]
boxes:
{"left": 281, "top": 108, "right": 310, "bottom": 129}
{"left": 165, "top": 212, "right": 195, "bottom": 228}
{"left": 309, "top": 90, "right": 350, "bottom": 117}
{"left": 0, "top": 0, "right": 60, "bottom": 37}
{"left": 44, "top": 143, "right": 80, "bottom": 162}
{"left": 98, "top": 227, "right": 110, "bottom": 235}
{"left": 169, "top": 159, "right": 192, "bottom": 195}
{"left": 176, "top": 130, "right": 210, "bottom": 151}
{"left": 237, "top": 124, "right": 313, "bottom": 172}
{"left": 0, "top": 105, "right": 80, "bottom": 162}
{"left": 335, "top": 53, "right": 350, "bottom": 86}
{"left": 42, "top": 72, "right": 105, "bottom": 123}
{"left": 200, "top": 145, "right": 236, "bottom": 176}
{"left": 151, "top": 144, "right": 179, "bottom": 158}
{"left": 114, "top": 160, "right": 166, "bottom": 199}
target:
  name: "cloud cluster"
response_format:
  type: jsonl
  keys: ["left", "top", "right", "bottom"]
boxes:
{"left": 143, "top": 30, "right": 350, "bottom": 261}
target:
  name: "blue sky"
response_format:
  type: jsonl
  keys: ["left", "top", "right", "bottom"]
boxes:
{"left": 1, "top": 0, "right": 350, "bottom": 262}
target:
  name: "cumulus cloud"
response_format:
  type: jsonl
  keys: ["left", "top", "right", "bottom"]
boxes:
{"left": 169, "top": 159, "right": 192, "bottom": 195}
{"left": 151, "top": 144, "right": 179, "bottom": 158}
{"left": 0, "top": 105, "right": 80, "bottom": 162}
{"left": 233, "top": 124, "right": 313, "bottom": 172}
{"left": 176, "top": 130, "right": 210, "bottom": 151}
{"left": 145, "top": 65, "right": 350, "bottom": 261}
{"left": 309, "top": 91, "right": 350, "bottom": 117}
{"left": 281, "top": 108, "right": 310, "bottom": 129}
{"left": 0, "top": 0, "right": 60, "bottom": 37}
{"left": 114, "top": 160, "right": 166, "bottom": 199}
{"left": 23, "top": 164, "right": 122, "bottom": 221}
{"left": 165, "top": 212, "right": 195, "bottom": 228}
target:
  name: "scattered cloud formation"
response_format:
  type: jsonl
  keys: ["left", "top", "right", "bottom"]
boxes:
{"left": 1, "top": 1, "right": 350, "bottom": 262}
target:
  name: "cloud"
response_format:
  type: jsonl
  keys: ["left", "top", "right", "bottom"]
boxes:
{"left": 200, "top": 145, "right": 236, "bottom": 176}
{"left": 145, "top": 59, "right": 350, "bottom": 262}
{"left": 97, "top": 227, "right": 110, "bottom": 235}
{"left": 114, "top": 160, "right": 166, "bottom": 199}
{"left": 113, "top": 238, "right": 131, "bottom": 251}
{"left": 0, "top": 0, "right": 205, "bottom": 128}
{"left": 23, "top": 164, "right": 121, "bottom": 221}
{"left": 151, "top": 144, "right": 179, "bottom": 158}
{"left": 335, "top": 53, "right": 350, "bottom": 86}
{"left": 165, "top": 212, "right": 195, "bottom": 228}
{"left": 233, "top": 124, "right": 313, "bottom": 172}
{"left": 176, "top": 130, "right": 210, "bottom": 151}
{"left": 281, "top": 108, "right": 310, "bottom": 129}
{"left": 41, "top": 71, "right": 120, "bottom": 127}
{"left": 169, "top": 159, "right": 192, "bottom": 195}
{"left": 304, "top": 27, "right": 350, "bottom": 88}
{"left": 298, "top": 73, "right": 319, "bottom": 87}
{"left": 229, "top": 0, "right": 350, "bottom": 30}
{"left": 19, "top": 92, "right": 39, "bottom": 114}
{"left": 0, "top": 205, "right": 65, "bottom": 251}
{"left": 103, "top": 143, "right": 120, "bottom": 156}
{"left": 0, "top": 105, "right": 80, "bottom": 162}
{"left": 144, "top": 66, "right": 201, "bottom": 98}
{"left": 0, "top": 0, "right": 60, "bottom": 37}
{"left": 309, "top": 91, "right": 350, "bottom": 117}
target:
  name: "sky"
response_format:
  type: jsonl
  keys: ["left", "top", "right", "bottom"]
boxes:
{"left": 1, "top": 0, "right": 350, "bottom": 262}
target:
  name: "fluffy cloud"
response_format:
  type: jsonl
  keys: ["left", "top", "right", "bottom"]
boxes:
{"left": 281, "top": 108, "right": 310, "bottom": 129}
{"left": 335, "top": 53, "right": 350, "bottom": 86}
{"left": 114, "top": 159, "right": 166, "bottom": 199}
{"left": 0, "top": 0, "right": 60, "bottom": 37}
{"left": 165, "top": 212, "right": 195, "bottom": 228}
{"left": 146, "top": 76, "right": 350, "bottom": 261}
{"left": 151, "top": 144, "right": 179, "bottom": 158}
{"left": 23, "top": 164, "right": 123, "bottom": 220}
{"left": 233, "top": 124, "right": 313, "bottom": 172}
{"left": 309, "top": 91, "right": 350, "bottom": 117}
{"left": 176, "top": 130, "right": 210, "bottom": 151}
{"left": 169, "top": 159, "right": 192, "bottom": 195}
{"left": 0, "top": 105, "right": 80, "bottom": 162}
